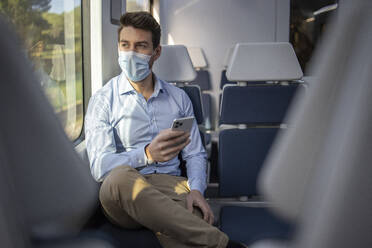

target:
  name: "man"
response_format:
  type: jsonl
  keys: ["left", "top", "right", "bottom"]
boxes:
{"left": 85, "top": 12, "right": 244, "bottom": 248}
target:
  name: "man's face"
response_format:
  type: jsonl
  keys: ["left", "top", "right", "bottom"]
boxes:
{"left": 118, "top": 26, "right": 161, "bottom": 68}
{"left": 119, "top": 26, "right": 153, "bottom": 54}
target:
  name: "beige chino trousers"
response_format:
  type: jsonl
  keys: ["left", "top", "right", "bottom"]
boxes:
{"left": 99, "top": 165, "right": 229, "bottom": 248}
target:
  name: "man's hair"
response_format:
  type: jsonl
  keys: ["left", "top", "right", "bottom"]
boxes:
{"left": 118, "top": 12, "right": 161, "bottom": 49}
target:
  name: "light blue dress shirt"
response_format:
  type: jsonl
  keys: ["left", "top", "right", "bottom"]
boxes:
{"left": 85, "top": 73, "right": 207, "bottom": 194}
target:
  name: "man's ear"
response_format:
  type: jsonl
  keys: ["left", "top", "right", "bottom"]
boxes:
{"left": 149, "top": 45, "right": 161, "bottom": 68}
{"left": 153, "top": 45, "right": 162, "bottom": 61}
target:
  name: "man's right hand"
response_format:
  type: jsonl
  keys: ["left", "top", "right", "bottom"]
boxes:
{"left": 146, "top": 129, "right": 191, "bottom": 163}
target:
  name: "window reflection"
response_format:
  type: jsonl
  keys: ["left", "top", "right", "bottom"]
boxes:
{"left": 0, "top": 0, "right": 83, "bottom": 141}
{"left": 290, "top": 1, "right": 338, "bottom": 74}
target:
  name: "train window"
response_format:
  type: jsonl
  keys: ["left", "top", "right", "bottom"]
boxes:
{"left": 126, "top": 0, "right": 151, "bottom": 12}
{"left": 0, "top": 0, "right": 84, "bottom": 141}
{"left": 290, "top": 0, "right": 338, "bottom": 73}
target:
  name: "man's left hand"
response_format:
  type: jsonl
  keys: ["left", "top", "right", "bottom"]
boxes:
{"left": 186, "top": 190, "right": 214, "bottom": 225}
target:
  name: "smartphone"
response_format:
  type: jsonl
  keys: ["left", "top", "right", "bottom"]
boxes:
{"left": 171, "top": 116, "right": 195, "bottom": 132}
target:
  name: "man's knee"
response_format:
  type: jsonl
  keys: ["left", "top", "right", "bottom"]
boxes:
{"left": 99, "top": 165, "right": 139, "bottom": 206}
{"left": 99, "top": 165, "right": 146, "bottom": 229}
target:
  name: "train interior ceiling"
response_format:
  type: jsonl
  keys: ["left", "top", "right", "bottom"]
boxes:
{"left": 1, "top": 0, "right": 372, "bottom": 247}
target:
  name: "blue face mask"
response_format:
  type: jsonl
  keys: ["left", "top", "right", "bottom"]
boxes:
{"left": 118, "top": 50, "right": 152, "bottom": 82}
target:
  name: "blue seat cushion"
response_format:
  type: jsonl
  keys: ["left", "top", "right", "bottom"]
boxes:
{"left": 92, "top": 221, "right": 163, "bottom": 248}
{"left": 220, "top": 206, "right": 294, "bottom": 246}
{"left": 35, "top": 221, "right": 162, "bottom": 248}
{"left": 220, "top": 84, "right": 299, "bottom": 125}
{"left": 218, "top": 128, "right": 279, "bottom": 197}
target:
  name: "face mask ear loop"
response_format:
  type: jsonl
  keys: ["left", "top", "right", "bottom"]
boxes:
{"left": 148, "top": 50, "right": 157, "bottom": 67}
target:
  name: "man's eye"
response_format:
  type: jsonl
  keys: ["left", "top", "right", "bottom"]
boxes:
{"left": 121, "top": 43, "right": 128, "bottom": 47}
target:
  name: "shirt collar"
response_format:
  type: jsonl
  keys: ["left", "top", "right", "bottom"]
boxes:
{"left": 118, "top": 73, "right": 136, "bottom": 95}
{"left": 118, "top": 72, "right": 167, "bottom": 97}
{"left": 152, "top": 74, "right": 167, "bottom": 97}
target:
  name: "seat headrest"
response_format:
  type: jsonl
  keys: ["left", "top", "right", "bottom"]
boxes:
{"left": 187, "top": 47, "right": 208, "bottom": 69}
{"left": 226, "top": 42, "right": 303, "bottom": 81}
{"left": 153, "top": 45, "right": 197, "bottom": 82}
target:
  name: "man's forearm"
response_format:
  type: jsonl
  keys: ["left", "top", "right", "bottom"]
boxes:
{"left": 90, "top": 145, "right": 148, "bottom": 181}
{"left": 185, "top": 156, "right": 208, "bottom": 195}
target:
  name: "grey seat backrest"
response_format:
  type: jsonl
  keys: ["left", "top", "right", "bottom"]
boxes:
{"left": 0, "top": 16, "right": 98, "bottom": 240}
{"left": 293, "top": 1, "right": 372, "bottom": 247}
{"left": 0, "top": 144, "right": 30, "bottom": 247}
{"left": 257, "top": 0, "right": 372, "bottom": 247}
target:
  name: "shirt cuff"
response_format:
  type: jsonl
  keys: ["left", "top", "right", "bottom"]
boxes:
{"left": 130, "top": 144, "right": 148, "bottom": 168}
{"left": 188, "top": 178, "right": 206, "bottom": 195}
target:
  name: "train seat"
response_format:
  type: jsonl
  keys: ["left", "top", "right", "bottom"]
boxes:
{"left": 218, "top": 42, "right": 303, "bottom": 246}
{"left": 92, "top": 222, "right": 162, "bottom": 248}
{"left": 0, "top": 17, "right": 112, "bottom": 248}
{"left": 220, "top": 206, "right": 293, "bottom": 245}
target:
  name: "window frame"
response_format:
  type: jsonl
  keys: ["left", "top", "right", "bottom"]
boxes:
{"left": 74, "top": 0, "right": 91, "bottom": 146}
